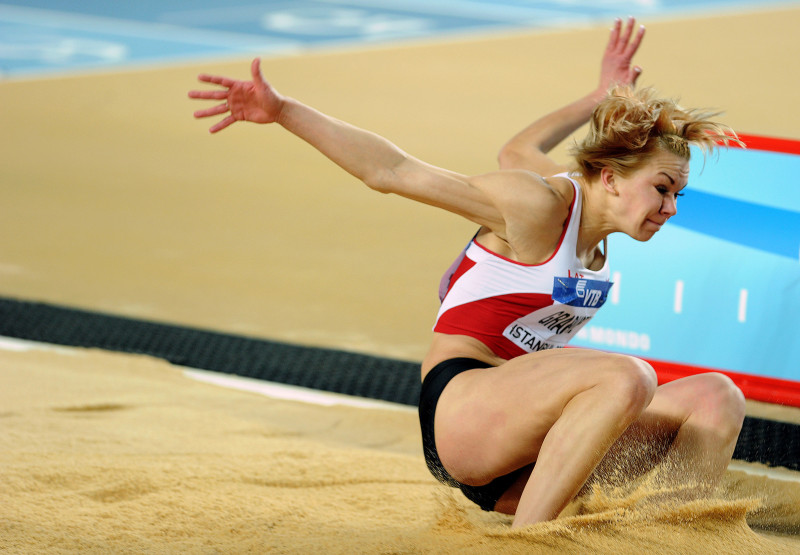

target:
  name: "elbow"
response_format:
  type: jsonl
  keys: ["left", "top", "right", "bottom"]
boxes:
{"left": 497, "top": 144, "right": 514, "bottom": 170}
{"left": 363, "top": 167, "right": 395, "bottom": 194}
{"left": 497, "top": 142, "right": 526, "bottom": 170}
{"left": 364, "top": 155, "right": 411, "bottom": 194}
{"left": 498, "top": 136, "right": 543, "bottom": 170}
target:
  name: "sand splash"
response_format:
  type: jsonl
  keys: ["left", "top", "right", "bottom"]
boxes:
{"left": 431, "top": 476, "right": 797, "bottom": 555}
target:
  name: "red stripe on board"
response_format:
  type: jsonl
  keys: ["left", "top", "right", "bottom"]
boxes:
{"left": 728, "top": 133, "right": 800, "bottom": 155}
{"left": 644, "top": 356, "right": 800, "bottom": 407}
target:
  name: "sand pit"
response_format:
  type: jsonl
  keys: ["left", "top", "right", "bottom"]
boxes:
{"left": 2, "top": 344, "right": 799, "bottom": 554}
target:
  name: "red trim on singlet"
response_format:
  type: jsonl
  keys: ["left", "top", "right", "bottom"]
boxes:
{"left": 435, "top": 292, "right": 554, "bottom": 360}
{"left": 446, "top": 255, "right": 476, "bottom": 291}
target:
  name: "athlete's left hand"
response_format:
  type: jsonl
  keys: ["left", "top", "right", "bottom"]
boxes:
{"left": 598, "top": 16, "right": 645, "bottom": 92}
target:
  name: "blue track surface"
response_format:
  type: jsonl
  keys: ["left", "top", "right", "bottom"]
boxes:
{"left": 2, "top": 0, "right": 800, "bottom": 77}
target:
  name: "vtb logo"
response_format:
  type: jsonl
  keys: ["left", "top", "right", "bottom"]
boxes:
{"left": 576, "top": 280, "right": 603, "bottom": 307}
{"left": 553, "top": 277, "right": 613, "bottom": 309}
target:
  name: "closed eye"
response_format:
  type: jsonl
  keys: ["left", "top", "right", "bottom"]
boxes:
{"left": 657, "top": 186, "right": 684, "bottom": 199}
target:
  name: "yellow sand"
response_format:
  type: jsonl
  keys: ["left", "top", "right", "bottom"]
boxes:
{"left": 1, "top": 346, "right": 798, "bottom": 554}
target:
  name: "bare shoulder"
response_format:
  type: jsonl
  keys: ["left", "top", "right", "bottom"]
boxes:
{"left": 542, "top": 173, "right": 577, "bottom": 203}
{"left": 469, "top": 170, "right": 575, "bottom": 262}
{"left": 474, "top": 170, "right": 573, "bottom": 226}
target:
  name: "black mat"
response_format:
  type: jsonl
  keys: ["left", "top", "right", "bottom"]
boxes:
{"left": 1, "top": 296, "right": 798, "bottom": 471}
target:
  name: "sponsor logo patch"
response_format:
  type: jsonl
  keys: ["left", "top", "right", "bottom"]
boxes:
{"left": 502, "top": 277, "right": 613, "bottom": 353}
{"left": 553, "top": 277, "right": 613, "bottom": 308}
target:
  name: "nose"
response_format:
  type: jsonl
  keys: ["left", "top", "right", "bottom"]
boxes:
{"left": 661, "top": 195, "right": 678, "bottom": 218}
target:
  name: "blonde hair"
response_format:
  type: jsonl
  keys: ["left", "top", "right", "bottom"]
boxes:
{"left": 570, "top": 86, "right": 743, "bottom": 180}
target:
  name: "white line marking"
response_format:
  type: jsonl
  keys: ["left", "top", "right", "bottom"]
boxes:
{"left": 183, "top": 368, "right": 415, "bottom": 412}
{"left": 674, "top": 280, "right": 684, "bottom": 314}
{"left": 0, "top": 336, "right": 414, "bottom": 412}
{"left": 728, "top": 461, "right": 800, "bottom": 483}
{"left": 0, "top": 5, "right": 298, "bottom": 49}
{"left": 0, "top": 336, "right": 75, "bottom": 354}
{"left": 611, "top": 271, "right": 621, "bottom": 304}
{"left": 738, "top": 289, "right": 748, "bottom": 323}
{"left": 312, "top": 0, "right": 596, "bottom": 23}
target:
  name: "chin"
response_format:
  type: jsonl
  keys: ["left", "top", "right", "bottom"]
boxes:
{"left": 631, "top": 229, "right": 658, "bottom": 242}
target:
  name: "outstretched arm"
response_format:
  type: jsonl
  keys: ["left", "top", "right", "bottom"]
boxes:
{"left": 191, "top": 59, "right": 413, "bottom": 192}
{"left": 189, "top": 59, "right": 511, "bottom": 232}
{"left": 498, "top": 17, "right": 645, "bottom": 175}
{"left": 189, "top": 59, "right": 573, "bottom": 260}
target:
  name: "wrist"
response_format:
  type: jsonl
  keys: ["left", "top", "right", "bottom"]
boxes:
{"left": 275, "top": 95, "right": 294, "bottom": 127}
{"left": 588, "top": 87, "right": 610, "bottom": 104}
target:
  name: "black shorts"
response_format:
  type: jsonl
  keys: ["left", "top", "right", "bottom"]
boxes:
{"left": 418, "top": 357, "right": 525, "bottom": 512}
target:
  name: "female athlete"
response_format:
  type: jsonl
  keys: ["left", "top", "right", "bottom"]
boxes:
{"left": 189, "top": 18, "right": 745, "bottom": 528}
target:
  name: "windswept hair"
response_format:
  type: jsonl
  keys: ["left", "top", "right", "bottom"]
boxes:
{"left": 570, "top": 86, "right": 743, "bottom": 180}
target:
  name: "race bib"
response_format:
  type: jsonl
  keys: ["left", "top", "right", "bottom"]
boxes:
{"left": 503, "top": 277, "right": 613, "bottom": 353}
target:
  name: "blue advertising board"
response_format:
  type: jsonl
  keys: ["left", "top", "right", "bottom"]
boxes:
{"left": 571, "top": 136, "right": 800, "bottom": 385}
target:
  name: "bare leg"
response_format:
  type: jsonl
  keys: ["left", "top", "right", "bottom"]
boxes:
{"left": 433, "top": 349, "right": 657, "bottom": 528}
{"left": 641, "top": 373, "right": 745, "bottom": 493}
{"left": 493, "top": 372, "right": 746, "bottom": 522}
{"left": 510, "top": 358, "right": 663, "bottom": 526}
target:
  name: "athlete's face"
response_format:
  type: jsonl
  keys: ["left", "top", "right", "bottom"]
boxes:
{"left": 609, "top": 149, "right": 690, "bottom": 241}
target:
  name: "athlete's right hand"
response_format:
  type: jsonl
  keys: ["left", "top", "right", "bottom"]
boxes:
{"left": 189, "top": 58, "right": 284, "bottom": 133}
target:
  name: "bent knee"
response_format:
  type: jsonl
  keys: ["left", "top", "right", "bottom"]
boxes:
{"left": 601, "top": 354, "right": 658, "bottom": 412}
{"left": 696, "top": 373, "right": 746, "bottom": 432}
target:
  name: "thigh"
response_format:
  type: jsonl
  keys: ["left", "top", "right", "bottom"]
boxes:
{"left": 433, "top": 347, "right": 654, "bottom": 485}
{"left": 645, "top": 372, "right": 742, "bottom": 421}
{"left": 587, "top": 373, "right": 744, "bottom": 488}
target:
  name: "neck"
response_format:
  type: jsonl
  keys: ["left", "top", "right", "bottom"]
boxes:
{"left": 576, "top": 176, "right": 615, "bottom": 260}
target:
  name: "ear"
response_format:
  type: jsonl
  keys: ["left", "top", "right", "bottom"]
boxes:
{"left": 600, "top": 167, "right": 618, "bottom": 196}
